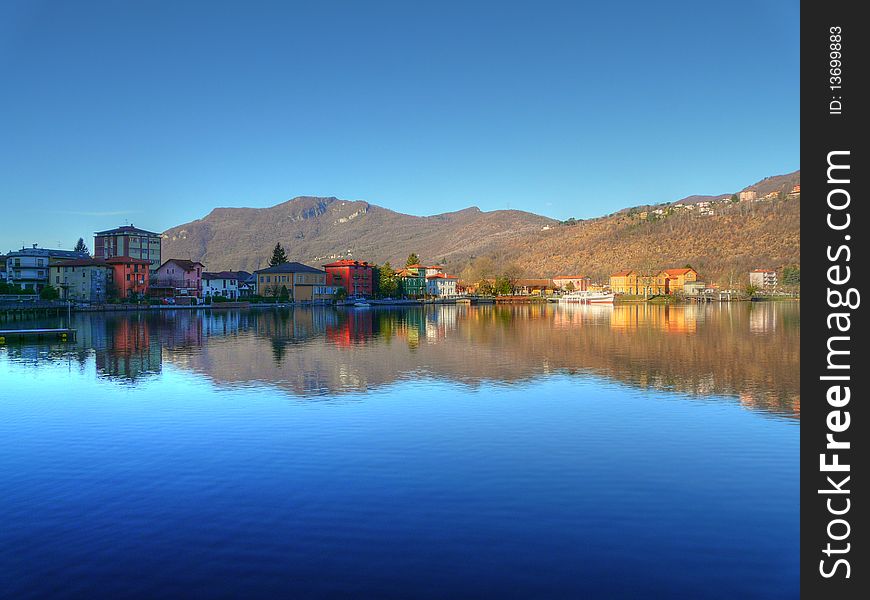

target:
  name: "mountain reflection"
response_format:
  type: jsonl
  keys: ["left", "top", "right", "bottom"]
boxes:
{"left": 2, "top": 303, "right": 799, "bottom": 417}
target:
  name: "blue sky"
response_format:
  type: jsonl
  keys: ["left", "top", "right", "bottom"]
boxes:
{"left": 0, "top": 0, "right": 799, "bottom": 252}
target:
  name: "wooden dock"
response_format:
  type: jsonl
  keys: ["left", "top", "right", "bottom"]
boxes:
{"left": 0, "top": 328, "right": 77, "bottom": 344}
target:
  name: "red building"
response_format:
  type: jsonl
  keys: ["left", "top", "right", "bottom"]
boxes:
{"left": 323, "top": 260, "right": 375, "bottom": 297}
{"left": 105, "top": 257, "right": 150, "bottom": 299}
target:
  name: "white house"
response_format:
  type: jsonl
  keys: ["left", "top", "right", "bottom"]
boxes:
{"left": 202, "top": 271, "right": 240, "bottom": 299}
{"left": 749, "top": 269, "right": 777, "bottom": 289}
{"left": 426, "top": 273, "right": 458, "bottom": 297}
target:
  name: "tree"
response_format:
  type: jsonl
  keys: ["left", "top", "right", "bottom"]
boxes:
{"left": 40, "top": 285, "right": 60, "bottom": 300}
{"left": 744, "top": 284, "right": 759, "bottom": 299}
{"left": 494, "top": 276, "right": 512, "bottom": 296}
{"left": 564, "top": 281, "right": 575, "bottom": 292}
{"left": 378, "top": 262, "right": 398, "bottom": 297}
{"left": 730, "top": 194, "right": 739, "bottom": 203}
{"left": 74, "top": 237, "right": 89, "bottom": 255}
{"left": 269, "top": 243, "right": 288, "bottom": 267}
{"left": 782, "top": 267, "right": 800, "bottom": 286}
{"left": 279, "top": 285, "right": 290, "bottom": 301}
{"left": 406, "top": 253, "right": 420, "bottom": 267}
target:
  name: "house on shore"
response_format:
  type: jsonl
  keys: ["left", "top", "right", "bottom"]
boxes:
{"left": 202, "top": 271, "right": 241, "bottom": 300}
{"left": 254, "top": 263, "right": 332, "bottom": 302}
{"left": 553, "top": 275, "right": 591, "bottom": 291}
{"left": 5, "top": 244, "right": 89, "bottom": 293}
{"left": 654, "top": 268, "right": 699, "bottom": 294}
{"left": 94, "top": 224, "right": 162, "bottom": 275}
{"left": 152, "top": 259, "right": 204, "bottom": 299}
{"left": 49, "top": 258, "right": 110, "bottom": 303}
{"left": 323, "top": 260, "right": 375, "bottom": 297}
{"left": 749, "top": 269, "right": 778, "bottom": 289}
{"left": 426, "top": 273, "right": 458, "bottom": 297}
{"left": 105, "top": 256, "right": 151, "bottom": 299}
{"left": 609, "top": 270, "right": 639, "bottom": 295}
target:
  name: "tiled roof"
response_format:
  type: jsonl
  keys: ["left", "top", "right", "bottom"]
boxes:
{"left": 94, "top": 224, "right": 160, "bottom": 236}
{"left": 662, "top": 268, "right": 695, "bottom": 276}
{"left": 202, "top": 271, "right": 243, "bottom": 281}
{"left": 159, "top": 259, "right": 204, "bottom": 271}
{"left": 254, "top": 262, "right": 325, "bottom": 275}
{"left": 610, "top": 270, "right": 636, "bottom": 277}
{"left": 426, "top": 274, "right": 457, "bottom": 279}
{"left": 554, "top": 275, "right": 589, "bottom": 280}
{"left": 105, "top": 256, "right": 151, "bottom": 265}
{"left": 49, "top": 258, "right": 108, "bottom": 268}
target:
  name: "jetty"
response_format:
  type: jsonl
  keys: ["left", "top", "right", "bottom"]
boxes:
{"left": 0, "top": 328, "right": 77, "bottom": 344}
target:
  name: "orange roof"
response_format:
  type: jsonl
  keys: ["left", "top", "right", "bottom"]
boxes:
{"left": 554, "top": 275, "right": 589, "bottom": 280}
{"left": 426, "top": 273, "right": 456, "bottom": 279}
{"left": 751, "top": 269, "right": 776, "bottom": 273}
{"left": 610, "top": 270, "right": 636, "bottom": 277}
{"left": 662, "top": 268, "right": 695, "bottom": 276}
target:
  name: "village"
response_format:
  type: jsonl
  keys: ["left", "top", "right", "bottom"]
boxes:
{"left": 1, "top": 222, "right": 797, "bottom": 311}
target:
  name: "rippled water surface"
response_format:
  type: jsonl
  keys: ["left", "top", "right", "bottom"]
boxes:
{"left": 1, "top": 303, "right": 799, "bottom": 598}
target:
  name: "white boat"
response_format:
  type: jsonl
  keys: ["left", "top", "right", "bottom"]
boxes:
{"left": 352, "top": 300, "right": 371, "bottom": 307}
{"left": 558, "top": 290, "right": 615, "bottom": 304}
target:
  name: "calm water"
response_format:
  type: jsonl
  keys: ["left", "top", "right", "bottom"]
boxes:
{"left": 0, "top": 303, "right": 799, "bottom": 599}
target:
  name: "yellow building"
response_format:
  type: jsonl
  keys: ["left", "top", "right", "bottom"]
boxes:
{"left": 609, "top": 270, "right": 638, "bottom": 294}
{"left": 654, "top": 268, "right": 698, "bottom": 294}
{"left": 254, "top": 262, "right": 332, "bottom": 302}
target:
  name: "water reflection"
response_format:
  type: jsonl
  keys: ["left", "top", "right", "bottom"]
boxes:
{"left": 1, "top": 302, "right": 799, "bottom": 417}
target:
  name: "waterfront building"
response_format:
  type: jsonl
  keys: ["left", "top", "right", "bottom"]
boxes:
{"left": 323, "top": 260, "right": 376, "bottom": 297}
{"left": 654, "top": 268, "right": 699, "bottom": 295}
{"left": 513, "top": 279, "right": 553, "bottom": 295}
{"left": 254, "top": 263, "right": 332, "bottom": 302}
{"left": 609, "top": 270, "right": 639, "bottom": 295}
{"left": 202, "top": 271, "right": 241, "bottom": 300}
{"left": 553, "top": 275, "right": 590, "bottom": 291}
{"left": 153, "top": 259, "right": 204, "bottom": 298}
{"left": 749, "top": 269, "right": 778, "bottom": 289}
{"left": 94, "top": 225, "right": 162, "bottom": 275}
{"left": 236, "top": 271, "right": 256, "bottom": 297}
{"left": 106, "top": 257, "right": 151, "bottom": 299}
{"left": 49, "top": 258, "right": 111, "bottom": 303}
{"left": 4, "top": 244, "right": 89, "bottom": 293}
{"left": 426, "top": 273, "right": 458, "bottom": 297}
{"left": 396, "top": 267, "right": 427, "bottom": 297}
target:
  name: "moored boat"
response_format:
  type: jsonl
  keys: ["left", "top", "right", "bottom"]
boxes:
{"left": 558, "top": 290, "right": 615, "bottom": 304}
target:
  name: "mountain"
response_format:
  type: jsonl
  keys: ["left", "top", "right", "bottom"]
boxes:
{"left": 162, "top": 197, "right": 556, "bottom": 273}
{"left": 162, "top": 171, "right": 800, "bottom": 284}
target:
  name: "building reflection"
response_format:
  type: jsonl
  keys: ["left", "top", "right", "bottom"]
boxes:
{"left": 2, "top": 303, "right": 800, "bottom": 418}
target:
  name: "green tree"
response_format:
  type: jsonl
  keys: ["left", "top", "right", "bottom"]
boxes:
{"left": 378, "top": 262, "right": 398, "bottom": 297}
{"left": 730, "top": 194, "right": 739, "bottom": 203}
{"left": 494, "top": 276, "right": 512, "bottom": 296}
{"left": 744, "top": 284, "right": 759, "bottom": 299}
{"left": 279, "top": 285, "right": 290, "bottom": 301}
{"left": 74, "top": 237, "right": 89, "bottom": 255}
{"left": 782, "top": 267, "right": 800, "bottom": 286}
{"left": 40, "top": 285, "right": 60, "bottom": 300}
{"left": 406, "top": 253, "right": 420, "bottom": 267}
{"left": 269, "top": 242, "right": 288, "bottom": 267}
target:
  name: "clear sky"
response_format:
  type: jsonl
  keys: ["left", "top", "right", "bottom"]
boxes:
{"left": 0, "top": 0, "right": 799, "bottom": 253}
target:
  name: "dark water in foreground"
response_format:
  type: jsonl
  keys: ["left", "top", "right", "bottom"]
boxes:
{"left": 1, "top": 303, "right": 798, "bottom": 598}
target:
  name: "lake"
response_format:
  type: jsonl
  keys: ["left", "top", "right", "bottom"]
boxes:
{"left": 0, "top": 302, "right": 799, "bottom": 598}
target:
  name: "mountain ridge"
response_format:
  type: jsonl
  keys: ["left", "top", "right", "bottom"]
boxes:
{"left": 162, "top": 170, "right": 799, "bottom": 283}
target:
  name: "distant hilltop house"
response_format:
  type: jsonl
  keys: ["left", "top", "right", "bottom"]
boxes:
{"left": 553, "top": 275, "right": 590, "bottom": 291}
{"left": 254, "top": 262, "right": 333, "bottom": 302}
{"left": 609, "top": 268, "right": 699, "bottom": 296}
{"left": 739, "top": 190, "right": 758, "bottom": 202}
{"left": 94, "top": 224, "right": 162, "bottom": 275}
{"left": 749, "top": 269, "right": 778, "bottom": 289}
{"left": 787, "top": 185, "right": 800, "bottom": 199}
